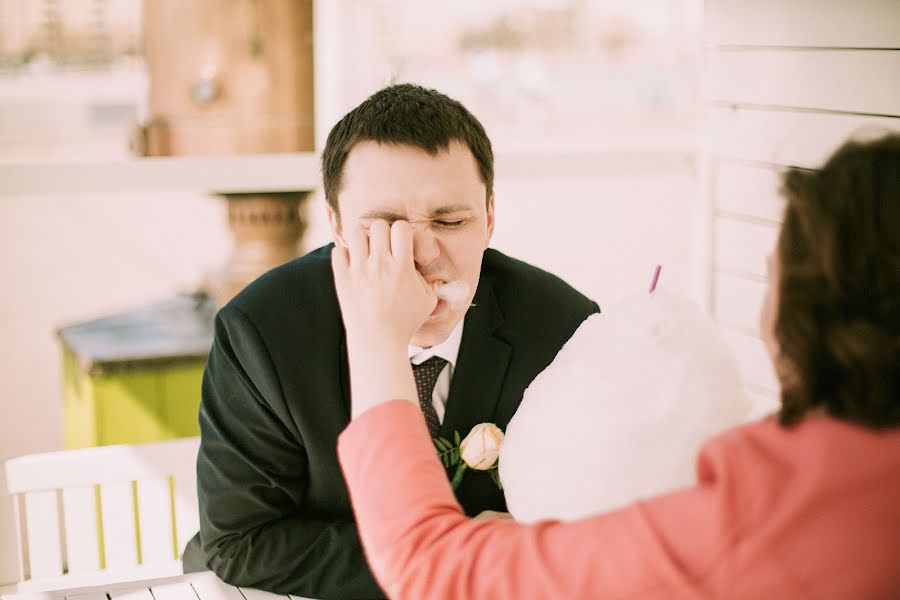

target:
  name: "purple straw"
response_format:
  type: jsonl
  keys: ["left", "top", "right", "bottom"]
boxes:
{"left": 648, "top": 265, "right": 662, "bottom": 294}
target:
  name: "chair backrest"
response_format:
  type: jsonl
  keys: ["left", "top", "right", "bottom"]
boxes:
{"left": 3, "top": 437, "right": 200, "bottom": 591}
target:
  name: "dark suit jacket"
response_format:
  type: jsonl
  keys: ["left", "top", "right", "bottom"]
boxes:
{"left": 183, "top": 244, "right": 599, "bottom": 599}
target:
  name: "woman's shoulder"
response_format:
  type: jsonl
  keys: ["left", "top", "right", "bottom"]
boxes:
{"left": 713, "top": 412, "right": 900, "bottom": 445}
{"left": 699, "top": 415, "right": 900, "bottom": 488}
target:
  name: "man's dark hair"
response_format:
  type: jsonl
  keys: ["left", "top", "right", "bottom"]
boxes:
{"left": 321, "top": 83, "right": 494, "bottom": 215}
{"left": 774, "top": 132, "right": 900, "bottom": 429}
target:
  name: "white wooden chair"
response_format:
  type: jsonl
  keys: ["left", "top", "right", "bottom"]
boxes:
{"left": 3, "top": 437, "right": 200, "bottom": 592}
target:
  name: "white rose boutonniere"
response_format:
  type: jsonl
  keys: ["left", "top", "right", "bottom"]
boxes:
{"left": 434, "top": 423, "right": 505, "bottom": 491}
{"left": 461, "top": 423, "right": 504, "bottom": 469}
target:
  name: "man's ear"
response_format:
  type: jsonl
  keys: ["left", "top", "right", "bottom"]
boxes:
{"left": 327, "top": 204, "right": 345, "bottom": 247}
{"left": 485, "top": 194, "right": 495, "bottom": 247}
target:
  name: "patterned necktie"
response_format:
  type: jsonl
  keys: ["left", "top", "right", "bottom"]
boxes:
{"left": 412, "top": 356, "right": 448, "bottom": 438}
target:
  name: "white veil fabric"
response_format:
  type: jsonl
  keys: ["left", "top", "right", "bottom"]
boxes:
{"left": 500, "top": 292, "right": 752, "bottom": 523}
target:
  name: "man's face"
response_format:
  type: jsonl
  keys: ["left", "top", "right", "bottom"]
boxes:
{"left": 328, "top": 140, "right": 495, "bottom": 348}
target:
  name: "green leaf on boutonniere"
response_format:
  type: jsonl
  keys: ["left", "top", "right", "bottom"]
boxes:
{"left": 434, "top": 436, "right": 460, "bottom": 469}
{"left": 454, "top": 430, "right": 461, "bottom": 446}
{"left": 489, "top": 468, "right": 502, "bottom": 490}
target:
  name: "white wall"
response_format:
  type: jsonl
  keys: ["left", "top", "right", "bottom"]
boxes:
{"left": 701, "top": 0, "right": 900, "bottom": 417}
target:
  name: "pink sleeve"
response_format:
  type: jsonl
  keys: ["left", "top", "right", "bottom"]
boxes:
{"left": 338, "top": 401, "right": 747, "bottom": 600}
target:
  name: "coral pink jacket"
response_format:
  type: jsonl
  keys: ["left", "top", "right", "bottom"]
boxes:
{"left": 338, "top": 400, "right": 900, "bottom": 599}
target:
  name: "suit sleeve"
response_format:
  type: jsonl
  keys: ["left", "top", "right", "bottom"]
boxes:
{"left": 196, "top": 305, "right": 385, "bottom": 599}
{"left": 339, "top": 401, "right": 745, "bottom": 600}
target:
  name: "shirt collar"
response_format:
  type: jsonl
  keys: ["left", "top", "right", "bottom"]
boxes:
{"left": 408, "top": 318, "right": 465, "bottom": 368}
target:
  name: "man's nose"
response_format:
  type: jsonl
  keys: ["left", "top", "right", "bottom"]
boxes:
{"left": 412, "top": 226, "right": 440, "bottom": 268}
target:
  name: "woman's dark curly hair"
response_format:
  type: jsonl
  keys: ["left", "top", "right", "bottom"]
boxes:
{"left": 775, "top": 133, "right": 900, "bottom": 429}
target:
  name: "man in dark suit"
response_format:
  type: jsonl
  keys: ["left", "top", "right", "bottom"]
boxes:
{"left": 183, "top": 84, "right": 599, "bottom": 598}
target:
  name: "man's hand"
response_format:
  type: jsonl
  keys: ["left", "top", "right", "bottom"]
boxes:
{"left": 332, "top": 220, "right": 438, "bottom": 418}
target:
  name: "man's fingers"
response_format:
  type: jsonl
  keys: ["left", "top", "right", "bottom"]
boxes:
{"left": 368, "top": 220, "right": 391, "bottom": 258}
{"left": 390, "top": 220, "right": 414, "bottom": 265}
{"left": 346, "top": 225, "right": 369, "bottom": 265}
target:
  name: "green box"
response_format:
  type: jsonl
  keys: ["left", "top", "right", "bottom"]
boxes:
{"left": 59, "top": 294, "right": 214, "bottom": 449}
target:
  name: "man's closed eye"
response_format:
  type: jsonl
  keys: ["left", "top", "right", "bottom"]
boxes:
{"left": 434, "top": 220, "right": 466, "bottom": 229}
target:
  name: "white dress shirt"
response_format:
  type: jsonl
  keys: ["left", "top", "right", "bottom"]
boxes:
{"left": 407, "top": 319, "right": 464, "bottom": 423}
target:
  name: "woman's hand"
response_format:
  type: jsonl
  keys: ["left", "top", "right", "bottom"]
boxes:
{"left": 332, "top": 220, "right": 437, "bottom": 349}
{"left": 332, "top": 220, "right": 437, "bottom": 418}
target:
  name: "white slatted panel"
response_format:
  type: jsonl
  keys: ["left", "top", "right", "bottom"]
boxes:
{"left": 713, "top": 272, "right": 767, "bottom": 332}
{"left": 61, "top": 486, "right": 101, "bottom": 573}
{"left": 715, "top": 161, "right": 783, "bottom": 222}
{"left": 109, "top": 589, "right": 155, "bottom": 600}
{"left": 98, "top": 482, "right": 138, "bottom": 570}
{"left": 136, "top": 479, "right": 175, "bottom": 563}
{"left": 709, "top": 50, "right": 900, "bottom": 116}
{"left": 704, "top": 0, "right": 900, "bottom": 402}
{"left": 714, "top": 218, "right": 778, "bottom": 277}
{"left": 150, "top": 582, "right": 198, "bottom": 600}
{"left": 66, "top": 593, "right": 109, "bottom": 600}
{"left": 722, "top": 329, "right": 779, "bottom": 393}
{"left": 172, "top": 471, "right": 199, "bottom": 558}
{"left": 23, "top": 491, "right": 62, "bottom": 579}
{"left": 705, "top": 0, "right": 900, "bottom": 47}
{"left": 709, "top": 108, "right": 900, "bottom": 167}
{"left": 187, "top": 572, "right": 246, "bottom": 600}
{"left": 239, "top": 587, "right": 291, "bottom": 600}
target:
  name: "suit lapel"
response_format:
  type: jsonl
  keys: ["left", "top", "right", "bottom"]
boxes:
{"left": 441, "top": 274, "right": 511, "bottom": 440}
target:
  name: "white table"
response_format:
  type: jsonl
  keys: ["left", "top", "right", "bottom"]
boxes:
{"left": 0, "top": 571, "right": 318, "bottom": 600}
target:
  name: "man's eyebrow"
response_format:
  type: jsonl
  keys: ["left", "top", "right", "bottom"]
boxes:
{"left": 431, "top": 204, "right": 475, "bottom": 217}
{"left": 359, "top": 210, "right": 406, "bottom": 221}
{"left": 359, "top": 205, "right": 475, "bottom": 220}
